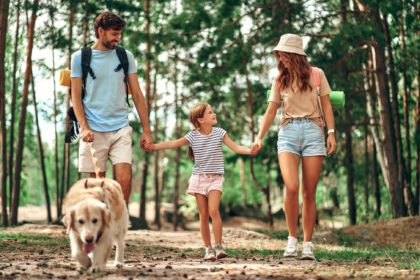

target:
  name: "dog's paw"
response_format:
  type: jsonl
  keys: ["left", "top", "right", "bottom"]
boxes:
{"left": 113, "top": 261, "right": 123, "bottom": 269}
{"left": 88, "top": 265, "right": 103, "bottom": 273}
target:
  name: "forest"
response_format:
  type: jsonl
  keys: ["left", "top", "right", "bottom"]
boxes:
{"left": 0, "top": 0, "right": 419, "bottom": 279}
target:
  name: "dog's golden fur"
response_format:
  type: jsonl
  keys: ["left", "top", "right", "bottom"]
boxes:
{"left": 62, "top": 178, "right": 129, "bottom": 271}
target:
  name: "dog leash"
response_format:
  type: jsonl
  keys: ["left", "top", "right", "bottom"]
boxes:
{"left": 89, "top": 142, "right": 101, "bottom": 178}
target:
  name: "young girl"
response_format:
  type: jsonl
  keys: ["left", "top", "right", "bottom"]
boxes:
{"left": 149, "top": 103, "right": 258, "bottom": 261}
{"left": 254, "top": 34, "right": 336, "bottom": 260}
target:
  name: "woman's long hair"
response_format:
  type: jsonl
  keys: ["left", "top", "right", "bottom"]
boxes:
{"left": 274, "top": 51, "right": 312, "bottom": 94}
{"left": 188, "top": 103, "right": 209, "bottom": 160}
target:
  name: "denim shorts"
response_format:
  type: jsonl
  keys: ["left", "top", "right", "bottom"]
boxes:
{"left": 277, "top": 119, "right": 326, "bottom": 157}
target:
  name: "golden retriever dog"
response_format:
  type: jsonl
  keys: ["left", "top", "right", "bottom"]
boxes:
{"left": 62, "top": 178, "right": 129, "bottom": 272}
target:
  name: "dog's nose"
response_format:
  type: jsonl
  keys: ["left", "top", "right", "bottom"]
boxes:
{"left": 85, "top": 236, "right": 94, "bottom": 244}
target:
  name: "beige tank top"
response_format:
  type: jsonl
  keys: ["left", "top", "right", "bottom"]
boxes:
{"left": 268, "top": 67, "right": 331, "bottom": 127}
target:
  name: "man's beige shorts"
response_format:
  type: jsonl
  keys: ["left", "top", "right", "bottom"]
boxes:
{"left": 78, "top": 125, "right": 133, "bottom": 173}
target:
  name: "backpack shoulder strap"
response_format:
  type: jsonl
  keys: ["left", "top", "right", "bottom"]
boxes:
{"left": 114, "top": 46, "right": 129, "bottom": 77}
{"left": 81, "top": 46, "right": 96, "bottom": 99}
{"left": 114, "top": 46, "right": 130, "bottom": 106}
{"left": 311, "top": 66, "right": 321, "bottom": 93}
{"left": 311, "top": 66, "right": 325, "bottom": 129}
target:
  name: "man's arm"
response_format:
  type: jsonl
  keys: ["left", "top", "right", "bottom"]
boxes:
{"left": 127, "top": 73, "right": 153, "bottom": 149}
{"left": 71, "top": 77, "right": 94, "bottom": 142}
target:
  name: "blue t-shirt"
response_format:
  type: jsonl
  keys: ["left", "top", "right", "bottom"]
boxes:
{"left": 71, "top": 48, "right": 137, "bottom": 132}
{"left": 185, "top": 127, "right": 227, "bottom": 174}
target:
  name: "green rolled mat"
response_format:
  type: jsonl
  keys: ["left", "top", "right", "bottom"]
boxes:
{"left": 330, "top": 91, "right": 345, "bottom": 109}
{"left": 266, "top": 90, "right": 345, "bottom": 109}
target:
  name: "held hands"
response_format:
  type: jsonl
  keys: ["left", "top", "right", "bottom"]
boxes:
{"left": 141, "top": 133, "right": 154, "bottom": 152}
{"left": 250, "top": 138, "right": 263, "bottom": 155}
{"left": 327, "top": 133, "right": 336, "bottom": 156}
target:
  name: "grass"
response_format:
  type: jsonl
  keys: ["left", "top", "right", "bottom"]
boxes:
{"left": 0, "top": 232, "right": 68, "bottom": 253}
{"left": 251, "top": 228, "right": 420, "bottom": 270}
{"left": 255, "top": 229, "right": 290, "bottom": 240}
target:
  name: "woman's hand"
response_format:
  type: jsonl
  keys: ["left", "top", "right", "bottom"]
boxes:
{"left": 252, "top": 138, "right": 263, "bottom": 153}
{"left": 327, "top": 133, "right": 336, "bottom": 155}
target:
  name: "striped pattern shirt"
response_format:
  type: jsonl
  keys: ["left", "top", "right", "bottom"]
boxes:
{"left": 185, "top": 127, "right": 227, "bottom": 175}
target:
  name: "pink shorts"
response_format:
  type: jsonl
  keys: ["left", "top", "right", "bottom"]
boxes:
{"left": 187, "top": 174, "right": 224, "bottom": 196}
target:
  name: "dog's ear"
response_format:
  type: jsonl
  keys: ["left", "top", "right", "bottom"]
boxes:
{"left": 84, "top": 179, "right": 88, "bottom": 189}
{"left": 101, "top": 208, "right": 111, "bottom": 228}
{"left": 63, "top": 210, "right": 75, "bottom": 234}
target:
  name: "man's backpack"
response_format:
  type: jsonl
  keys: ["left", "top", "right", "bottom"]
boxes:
{"left": 64, "top": 46, "right": 130, "bottom": 144}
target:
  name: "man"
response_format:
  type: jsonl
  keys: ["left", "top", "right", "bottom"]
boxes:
{"left": 71, "top": 11, "right": 152, "bottom": 201}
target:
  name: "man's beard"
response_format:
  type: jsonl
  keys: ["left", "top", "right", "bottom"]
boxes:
{"left": 103, "top": 39, "right": 117, "bottom": 49}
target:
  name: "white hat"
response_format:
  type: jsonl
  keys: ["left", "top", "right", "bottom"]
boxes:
{"left": 273, "top": 34, "right": 306, "bottom": 56}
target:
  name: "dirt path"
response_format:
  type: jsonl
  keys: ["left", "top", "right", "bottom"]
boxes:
{"left": 1, "top": 218, "right": 419, "bottom": 280}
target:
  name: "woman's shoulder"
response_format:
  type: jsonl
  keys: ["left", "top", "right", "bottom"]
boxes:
{"left": 311, "top": 66, "right": 327, "bottom": 78}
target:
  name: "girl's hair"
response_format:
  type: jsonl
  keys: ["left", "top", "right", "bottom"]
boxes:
{"left": 274, "top": 51, "right": 312, "bottom": 94}
{"left": 188, "top": 103, "right": 209, "bottom": 160}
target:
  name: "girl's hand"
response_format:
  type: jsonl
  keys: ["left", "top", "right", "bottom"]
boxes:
{"left": 250, "top": 143, "right": 260, "bottom": 155}
{"left": 327, "top": 133, "right": 336, "bottom": 155}
{"left": 144, "top": 142, "right": 155, "bottom": 152}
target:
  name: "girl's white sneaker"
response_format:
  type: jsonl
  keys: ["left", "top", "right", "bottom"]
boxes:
{"left": 300, "top": 241, "right": 316, "bottom": 260}
{"left": 283, "top": 236, "right": 298, "bottom": 258}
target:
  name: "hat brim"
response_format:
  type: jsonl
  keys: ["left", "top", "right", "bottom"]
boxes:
{"left": 273, "top": 45, "right": 306, "bottom": 56}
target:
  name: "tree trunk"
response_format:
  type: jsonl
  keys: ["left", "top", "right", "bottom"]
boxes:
{"left": 8, "top": 0, "right": 20, "bottom": 215}
{"left": 30, "top": 71, "right": 52, "bottom": 223}
{"left": 11, "top": 0, "right": 39, "bottom": 225}
{"left": 173, "top": 52, "right": 181, "bottom": 231}
{"left": 0, "top": 0, "right": 10, "bottom": 226}
{"left": 239, "top": 158, "right": 247, "bottom": 209}
{"left": 364, "top": 118, "right": 369, "bottom": 223}
{"left": 344, "top": 99, "right": 356, "bottom": 225}
{"left": 48, "top": 0, "right": 60, "bottom": 222}
{"left": 383, "top": 14, "right": 414, "bottom": 216}
{"left": 373, "top": 143, "right": 381, "bottom": 218}
{"left": 139, "top": 158, "right": 149, "bottom": 223}
{"left": 60, "top": 2, "right": 75, "bottom": 220}
{"left": 400, "top": 14, "right": 417, "bottom": 214}
{"left": 366, "top": 53, "right": 389, "bottom": 189}
{"left": 370, "top": 42, "right": 406, "bottom": 217}
{"left": 82, "top": 0, "right": 89, "bottom": 45}
{"left": 152, "top": 57, "right": 160, "bottom": 229}
{"left": 416, "top": 65, "right": 420, "bottom": 215}
{"left": 139, "top": 0, "right": 152, "bottom": 225}
{"left": 241, "top": 42, "right": 272, "bottom": 225}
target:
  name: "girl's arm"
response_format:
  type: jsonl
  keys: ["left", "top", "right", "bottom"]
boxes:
{"left": 150, "top": 137, "right": 189, "bottom": 151}
{"left": 320, "top": 95, "right": 336, "bottom": 155}
{"left": 223, "top": 133, "right": 257, "bottom": 155}
{"left": 255, "top": 102, "right": 279, "bottom": 148}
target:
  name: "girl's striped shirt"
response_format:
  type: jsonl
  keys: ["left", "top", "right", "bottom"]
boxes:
{"left": 185, "top": 127, "right": 226, "bottom": 174}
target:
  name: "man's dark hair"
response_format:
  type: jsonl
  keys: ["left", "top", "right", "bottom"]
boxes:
{"left": 94, "top": 12, "right": 126, "bottom": 38}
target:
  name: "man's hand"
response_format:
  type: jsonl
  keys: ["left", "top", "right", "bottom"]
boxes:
{"left": 82, "top": 128, "right": 94, "bottom": 143}
{"left": 141, "top": 133, "right": 153, "bottom": 152}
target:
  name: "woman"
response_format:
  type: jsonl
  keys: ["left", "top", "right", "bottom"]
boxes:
{"left": 254, "top": 34, "right": 336, "bottom": 260}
